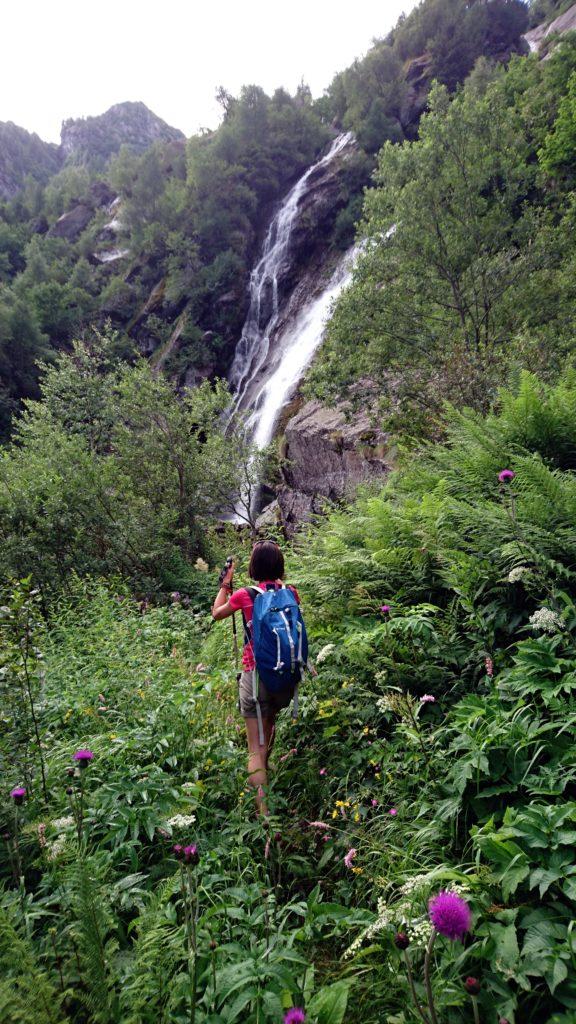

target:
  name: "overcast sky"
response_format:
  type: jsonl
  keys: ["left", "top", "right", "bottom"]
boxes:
{"left": 3, "top": 0, "right": 418, "bottom": 143}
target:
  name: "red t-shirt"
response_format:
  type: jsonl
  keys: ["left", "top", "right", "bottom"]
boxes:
{"left": 228, "top": 581, "right": 300, "bottom": 670}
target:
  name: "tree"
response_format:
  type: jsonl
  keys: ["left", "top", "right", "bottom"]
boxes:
{"left": 310, "top": 78, "right": 544, "bottom": 416}
{"left": 0, "top": 334, "right": 259, "bottom": 592}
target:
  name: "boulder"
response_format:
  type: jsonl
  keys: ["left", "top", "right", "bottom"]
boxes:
{"left": 47, "top": 203, "right": 94, "bottom": 241}
{"left": 276, "top": 396, "right": 391, "bottom": 535}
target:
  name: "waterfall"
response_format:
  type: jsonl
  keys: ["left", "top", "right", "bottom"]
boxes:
{"left": 241, "top": 244, "right": 359, "bottom": 451}
{"left": 228, "top": 132, "right": 354, "bottom": 425}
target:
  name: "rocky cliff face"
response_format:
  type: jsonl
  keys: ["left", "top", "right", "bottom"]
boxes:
{"left": 60, "top": 101, "right": 185, "bottom": 163}
{"left": 524, "top": 2, "right": 576, "bottom": 52}
{"left": 258, "top": 396, "right": 391, "bottom": 536}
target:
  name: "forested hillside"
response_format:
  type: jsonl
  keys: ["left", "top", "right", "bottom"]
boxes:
{"left": 0, "top": 0, "right": 529, "bottom": 440}
{"left": 3, "top": 1, "right": 576, "bottom": 1022}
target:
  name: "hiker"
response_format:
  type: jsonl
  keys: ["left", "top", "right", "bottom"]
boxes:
{"left": 211, "top": 540, "right": 307, "bottom": 814}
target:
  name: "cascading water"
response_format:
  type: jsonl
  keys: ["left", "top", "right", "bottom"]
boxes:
{"left": 241, "top": 244, "right": 359, "bottom": 451}
{"left": 228, "top": 132, "right": 354, "bottom": 425}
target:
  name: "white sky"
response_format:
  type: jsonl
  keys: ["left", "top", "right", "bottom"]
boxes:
{"left": 3, "top": 0, "right": 418, "bottom": 143}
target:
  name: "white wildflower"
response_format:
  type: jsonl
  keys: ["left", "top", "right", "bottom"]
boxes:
{"left": 529, "top": 608, "right": 563, "bottom": 634}
{"left": 377, "top": 691, "right": 404, "bottom": 715}
{"left": 51, "top": 815, "right": 74, "bottom": 831}
{"left": 316, "top": 643, "right": 335, "bottom": 665}
{"left": 47, "top": 836, "right": 67, "bottom": 861}
{"left": 166, "top": 813, "right": 197, "bottom": 829}
{"left": 344, "top": 896, "right": 392, "bottom": 958}
{"left": 507, "top": 565, "right": 530, "bottom": 583}
{"left": 181, "top": 782, "right": 196, "bottom": 793}
{"left": 195, "top": 557, "right": 209, "bottom": 572}
{"left": 409, "top": 918, "right": 433, "bottom": 946}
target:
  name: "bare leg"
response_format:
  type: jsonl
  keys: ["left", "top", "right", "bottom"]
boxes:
{"left": 245, "top": 717, "right": 274, "bottom": 815}
{"left": 266, "top": 720, "right": 276, "bottom": 771}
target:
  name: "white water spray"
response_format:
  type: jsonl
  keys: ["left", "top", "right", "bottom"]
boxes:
{"left": 228, "top": 133, "right": 354, "bottom": 421}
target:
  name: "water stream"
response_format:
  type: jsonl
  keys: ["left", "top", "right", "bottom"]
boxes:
{"left": 228, "top": 132, "right": 355, "bottom": 445}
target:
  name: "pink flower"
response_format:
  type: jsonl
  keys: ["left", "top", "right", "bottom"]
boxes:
{"left": 73, "top": 749, "right": 94, "bottom": 766}
{"left": 485, "top": 656, "right": 494, "bottom": 677}
{"left": 389, "top": 807, "right": 398, "bottom": 816}
{"left": 428, "top": 890, "right": 472, "bottom": 940}
{"left": 498, "top": 469, "right": 515, "bottom": 483}
{"left": 319, "top": 768, "right": 327, "bottom": 776}
{"left": 10, "top": 786, "right": 26, "bottom": 803}
{"left": 344, "top": 847, "right": 357, "bottom": 869}
{"left": 420, "top": 694, "right": 435, "bottom": 703}
{"left": 371, "top": 798, "right": 378, "bottom": 807}
{"left": 380, "top": 604, "right": 391, "bottom": 615}
{"left": 284, "top": 1010, "right": 306, "bottom": 1024}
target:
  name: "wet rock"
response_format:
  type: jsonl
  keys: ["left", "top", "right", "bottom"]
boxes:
{"left": 276, "top": 396, "right": 391, "bottom": 535}
{"left": 524, "top": 2, "right": 576, "bottom": 52}
{"left": 47, "top": 203, "right": 94, "bottom": 241}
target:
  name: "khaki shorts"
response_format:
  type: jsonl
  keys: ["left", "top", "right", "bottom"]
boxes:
{"left": 238, "top": 670, "right": 296, "bottom": 719}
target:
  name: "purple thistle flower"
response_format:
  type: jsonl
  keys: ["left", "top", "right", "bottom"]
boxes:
{"left": 73, "top": 749, "right": 94, "bottom": 767}
{"left": 389, "top": 807, "right": 398, "bottom": 816}
{"left": 498, "top": 469, "right": 515, "bottom": 483}
{"left": 172, "top": 844, "right": 184, "bottom": 859}
{"left": 284, "top": 1009, "right": 306, "bottom": 1024}
{"left": 183, "top": 844, "right": 199, "bottom": 865}
{"left": 10, "top": 787, "right": 26, "bottom": 805}
{"left": 380, "top": 604, "right": 391, "bottom": 615}
{"left": 429, "top": 890, "right": 472, "bottom": 940}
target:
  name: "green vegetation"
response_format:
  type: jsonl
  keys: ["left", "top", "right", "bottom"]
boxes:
{"left": 0, "top": 0, "right": 532, "bottom": 441}
{"left": 0, "top": 331, "right": 268, "bottom": 597}
{"left": 3, "top": 372, "right": 576, "bottom": 1022}
{"left": 309, "top": 35, "right": 576, "bottom": 436}
{"left": 3, "top": 3, "right": 576, "bottom": 1020}
{"left": 0, "top": 86, "right": 332, "bottom": 440}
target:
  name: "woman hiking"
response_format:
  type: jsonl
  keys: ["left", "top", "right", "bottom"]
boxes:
{"left": 211, "top": 540, "right": 303, "bottom": 815}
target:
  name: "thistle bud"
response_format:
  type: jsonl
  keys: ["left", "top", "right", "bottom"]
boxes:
{"left": 464, "top": 977, "right": 481, "bottom": 995}
{"left": 394, "top": 931, "right": 410, "bottom": 950}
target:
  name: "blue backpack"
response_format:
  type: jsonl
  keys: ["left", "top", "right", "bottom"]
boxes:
{"left": 247, "top": 583, "right": 308, "bottom": 693}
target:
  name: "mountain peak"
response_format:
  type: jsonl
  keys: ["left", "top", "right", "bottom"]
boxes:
{"left": 60, "top": 101, "right": 185, "bottom": 161}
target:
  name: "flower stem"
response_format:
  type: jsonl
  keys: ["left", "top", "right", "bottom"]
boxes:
{"left": 471, "top": 995, "right": 480, "bottom": 1024}
{"left": 423, "top": 929, "right": 439, "bottom": 1024}
{"left": 185, "top": 864, "right": 198, "bottom": 1024}
{"left": 403, "top": 948, "right": 431, "bottom": 1024}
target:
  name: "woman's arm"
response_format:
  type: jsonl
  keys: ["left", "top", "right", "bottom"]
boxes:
{"left": 211, "top": 563, "right": 235, "bottom": 620}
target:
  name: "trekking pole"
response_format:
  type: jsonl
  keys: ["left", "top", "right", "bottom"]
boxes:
{"left": 219, "top": 555, "right": 239, "bottom": 673}
{"left": 232, "top": 612, "right": 239, "bottom": 672}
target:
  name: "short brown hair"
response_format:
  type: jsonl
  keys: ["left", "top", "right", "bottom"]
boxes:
{"left": 248, "top": 540, "right": 284, "bottom": 581}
